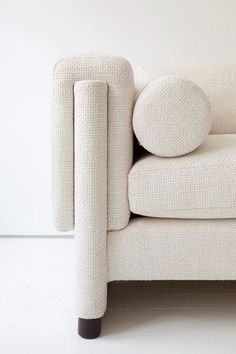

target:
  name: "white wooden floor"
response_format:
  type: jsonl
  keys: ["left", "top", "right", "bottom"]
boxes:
{"left": 1, "top": 238, "right": 236, "bottom": 354}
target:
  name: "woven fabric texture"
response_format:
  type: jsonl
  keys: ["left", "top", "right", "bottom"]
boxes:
{"left": 133, "top": 77, "right": 211, "bottom": 157}
{"left": 129, "top": 134, "right": 236, "bottom": 219}
{"left": 134, "top": 64, "right": 236, "bottom": 134}
{"left": 52, "top": 56, "right": 134, "bottom": 231}
{"left": 74, "top": 81, "right": 107, "bottom": 319}
{"left": 52, "top": 59, "right": 236, "bottom": 319}
{"left": 107, "top": 217, "right": 236, "bottom": 281}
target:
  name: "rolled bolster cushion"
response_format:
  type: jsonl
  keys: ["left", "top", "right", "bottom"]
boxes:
{"left": 133, "top": 76, "right": 212, "bottom": 157}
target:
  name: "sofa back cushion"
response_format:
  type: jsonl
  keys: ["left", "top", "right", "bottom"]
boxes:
{"left": 134, "top": 65, "right": 236, "bottom": 134}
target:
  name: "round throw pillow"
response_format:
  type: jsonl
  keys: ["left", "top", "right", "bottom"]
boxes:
{"left": 133, "top": 77, "right": 211, "bottom": 157}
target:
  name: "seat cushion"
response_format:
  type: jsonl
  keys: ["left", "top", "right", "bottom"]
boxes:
{"left": 128, "top": 134, "right": 236, "bottom": 219}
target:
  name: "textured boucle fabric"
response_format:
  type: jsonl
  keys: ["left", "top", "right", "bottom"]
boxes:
{"left": 74, "top": 81, "right": 107, "bottom": 318}
{"left": 52, "top": 56, "right": 134, "bottom": 232}
{"left": 133, "top": 77, "right": 211, "bottom": 157}
{"left": 129, "top": 134, "right": 236, "bottom": 218}
{"left": 107, "top": 217, "right": 236, "bottom": 281}
{"left": 134, "top": 64, "right": 236, "bottom": 134}
{"left": 52, "top": 60, "right": 236, "bottom": 320}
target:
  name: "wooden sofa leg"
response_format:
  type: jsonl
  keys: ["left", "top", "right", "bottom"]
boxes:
{"left": 78, "top": 318, "right": 102, "bottom": 339}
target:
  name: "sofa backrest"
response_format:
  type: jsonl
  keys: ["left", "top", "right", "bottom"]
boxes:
{"left": 134, "top": 65, "right": 236, "bottom": 134}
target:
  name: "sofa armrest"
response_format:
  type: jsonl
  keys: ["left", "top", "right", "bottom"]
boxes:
{"left": 74, "top": 80, "right": 107, "bottom": 318}
{"left": 52, "top": 56, "right": 134, "bottom": 232}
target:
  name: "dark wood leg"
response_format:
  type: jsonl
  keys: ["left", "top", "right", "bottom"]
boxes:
{"left": 78, "top": 317, "right": 102, "bottom": 339}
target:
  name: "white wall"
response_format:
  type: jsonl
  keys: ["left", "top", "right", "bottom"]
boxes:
{"left": 1, "top": 0, "right": 236, "bottom": 235}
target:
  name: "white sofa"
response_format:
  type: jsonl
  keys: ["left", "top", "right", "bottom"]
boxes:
{"left": 52, "top": 56, "right": 236, "bottom": 338}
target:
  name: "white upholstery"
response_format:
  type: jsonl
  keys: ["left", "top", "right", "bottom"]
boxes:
{"left": 133, "top": 77, "right": 211, "bottom": 157}
{"left": 52, "top": 56, "right": 134, "bottom": 232}
{"left": 52, "top": 58, "right": 236, "bottom": 321}
{"left": 129, "top": 134, "right": 236, "bottom": 219}
{"left": 108, "top": 217, "right": 236, "bottom": 281}
{"left": 135, "top": 64, "right": 236, "bottom": 134}
{"left": 74, "top": 81, "right": 107, "bottom": 319}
